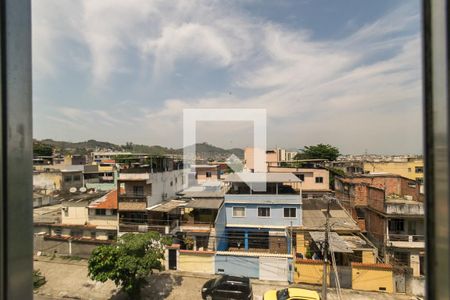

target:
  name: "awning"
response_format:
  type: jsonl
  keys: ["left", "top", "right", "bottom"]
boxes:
{"left": 147, "top": 200, "right": 186, "bottom": 212}
{"left": 185, "top": 198, "right": 223, "bottom": 209}
{"left": 309, "top": 231, "right": 353, "bottom": 253}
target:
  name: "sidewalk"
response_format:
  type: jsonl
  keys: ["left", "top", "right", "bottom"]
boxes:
{"left": 34, "top": 257, "right": 420, "bottom": 300}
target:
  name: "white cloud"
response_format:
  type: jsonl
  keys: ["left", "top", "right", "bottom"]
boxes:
{"left": 32, "top": 1, "right": 423, "bottom": 153}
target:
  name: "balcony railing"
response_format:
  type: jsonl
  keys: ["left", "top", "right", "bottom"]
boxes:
{"left": 118, "top": 194, "right": 148, "bottom": 202}
{"left": 386, "top": 203, "right": 424, "bottom": 215}
{"left": 387, "top": 234, "right": 425, "bottom": 248}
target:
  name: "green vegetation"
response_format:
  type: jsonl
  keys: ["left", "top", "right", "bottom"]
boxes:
{"left": 88, "top": 232, "right": 171, "bottom": 298}
{"left": 33, "top": 141, "right": 53, "bottom": 157}
{"left": 295, "top": 144, "right": 340, "bottom": 161}
{"left": 33, "top": 269, "right": 46, "bottom": 289}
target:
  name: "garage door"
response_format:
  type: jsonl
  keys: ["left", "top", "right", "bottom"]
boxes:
{"left": 259, "top": 256, "right": 288, "bottom": 281}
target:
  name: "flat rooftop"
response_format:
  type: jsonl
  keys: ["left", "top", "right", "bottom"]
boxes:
{"left": 224, "top": 172, "right": 301, "bottom": 183}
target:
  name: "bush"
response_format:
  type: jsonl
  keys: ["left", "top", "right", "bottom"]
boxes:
{"left": 33, "top": 269, "right": 46, "bottom": 289}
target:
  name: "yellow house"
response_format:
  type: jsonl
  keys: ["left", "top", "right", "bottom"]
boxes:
{"left": 363, "top": 159, "right": 424, "bottom": 183}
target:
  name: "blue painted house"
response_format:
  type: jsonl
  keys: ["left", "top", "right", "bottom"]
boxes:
{"left": 215, "top": 172, "right": 302, "bottom": 254}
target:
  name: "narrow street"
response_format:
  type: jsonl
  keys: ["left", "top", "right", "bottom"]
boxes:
{"left": 34, "top": 257, "right": 416, "bottom": 300}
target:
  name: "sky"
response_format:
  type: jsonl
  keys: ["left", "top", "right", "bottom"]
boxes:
{"left": 32, "top": 0, "right": 423, "bottom": 154}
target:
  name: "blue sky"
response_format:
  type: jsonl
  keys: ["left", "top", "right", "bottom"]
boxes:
{"left": 32, "top": 0, "right": 422, "bottom": 154}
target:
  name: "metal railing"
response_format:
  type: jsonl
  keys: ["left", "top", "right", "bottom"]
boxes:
{"left": 388, "top": 234, "right": 425, "bottom": 242}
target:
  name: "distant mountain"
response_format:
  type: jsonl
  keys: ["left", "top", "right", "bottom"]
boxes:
{"left": 34, "top": 139, "right": 244, "bottom": 159}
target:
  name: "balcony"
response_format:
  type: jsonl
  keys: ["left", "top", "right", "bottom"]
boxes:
{"left": 119, "top": 223, "right": 169, "bottom": 235}
{"left": 385, "top": 201, "right": 424, "bottom": 215}
{"left": 387, "top": 234, "right": 425, "bottom": 249}
{"left": 170, "top": 219, "right": 213, "bottom": 234}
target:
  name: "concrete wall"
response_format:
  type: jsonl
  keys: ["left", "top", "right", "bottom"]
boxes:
{"left": 33, "top": 172, "right": 62, "bottom": 191}
{"left": 294, "top": 259, "right": 329, "bottom": 285}
{"left": 177, "top": 251, "right": 215, "bottom": 274}
{"left": 147, "top": 170, "right": 185, "bottom": 206}
{"left": 34, "top": 235, "right": 101, "bottom": 258}
{"left": 362, "top": 250, "right": 377, "bottom": 264}
{"left": 61, "top": 204, "right": 88, "bottom": 225}
{"left": 363, "top": 160, "right": 424, "bottom": 182}
{"left": 88, "top": 213, "right": 118, "bottom": 229}
{"left": 268, "top": 167, "right": 329, "bottom": 192}
{"left": 224, "top": 203, "right": 301, "bottom": 227}
{"left": 351, "top": 263, "right": 393, "bottom": 293}
{"left": 215, "top": 254, "right": 259, "bottom": 278}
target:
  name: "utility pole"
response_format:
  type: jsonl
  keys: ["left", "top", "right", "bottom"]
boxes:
{"left": 322, "top": 197, "right": 331, "bottom": 300}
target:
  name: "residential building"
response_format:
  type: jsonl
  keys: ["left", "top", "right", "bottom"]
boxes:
{"left": 150, "top": 181, "right": 229, "bottom": 251}
{"left": 190, "top": 164, "right": 220, "bottom": 184}
{"left": 366, "top": 195, "right": 424, "bottom": 277}
{"left": 334, "top": 174, "right": 424, "bottom": 276}
{"left": 61, "top": 166, "right": 84, "bottom": 192}
{"left": 117, "top": 158, "right": 185, "bottom": 234}
{"left": 363, "top": 159, "right": 424, "bottom": 184}
{"left": 215, "top": 173, "right": 302, "bottom": 254}
{"left": 35, "top": 190, "right": 118, "bottom": 241}
{"left": 64, "top": 154, "right": 87, "bottom": 165}
{"left": 296, "top": 198, "right": 378, "bottom": 264}
{"left": 91, "top": 151, "right": 132, "bottom": 163}
{"left": 268, "top": 166, "right": 331, "bottom": 199}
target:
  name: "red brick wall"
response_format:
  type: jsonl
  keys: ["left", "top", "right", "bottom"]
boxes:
{"left": 368, "top": 186, "right": 385, "bottom": 212}
{"left": 366, "top": 210, "right": 386, "bottom": 249}
{"left": 340, "top": 176, "right": 421, "bottom": 201}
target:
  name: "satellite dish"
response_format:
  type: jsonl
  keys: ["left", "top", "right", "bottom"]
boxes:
{"left": 79, "top": 187, "right": 87, "bottom": 193}
{"left": 69, "top": 187, "right": 77, "bottom": 193}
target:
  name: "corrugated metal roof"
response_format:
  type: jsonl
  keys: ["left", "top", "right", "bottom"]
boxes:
{"left": 147, "top": 200, "right": 186, "bottom": 212}
{"left": 185, "top": 198, "right": 223, "bottom": 209}
{"left": 309, "top": 232, "right": 353, "bottom": 253}
{"left": 225, "top": 173, "right": 301, "bottom": 183}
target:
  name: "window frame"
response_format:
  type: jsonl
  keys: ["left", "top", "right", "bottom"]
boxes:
{"left": 232, "top": 206, "right": 246, "bottom": 218}
{"left": 257, "top": 206, "right": 271, "bottom": 218}
{"left": 315, "top": 176, "right": 324, "bottom": 183}
{"left": 283, "top": 207, "right": 297, "bottom": 218}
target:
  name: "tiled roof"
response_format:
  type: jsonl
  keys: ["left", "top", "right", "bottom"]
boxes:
{"left": 351, "top": 262, "right": 393, "bottom": 270}
{"left": 88, "top": 189, "right": 119, "bottom": 209}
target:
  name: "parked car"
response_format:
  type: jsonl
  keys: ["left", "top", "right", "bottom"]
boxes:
{"left": 201, "top": 275, "right": 253, "bottom": 300}
{"left": 263, "top": 288, "right": 320, "bottom": 300}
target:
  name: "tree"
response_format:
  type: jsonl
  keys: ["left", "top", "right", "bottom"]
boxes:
{"left": 295, "top": 144, "right": 340, "bottom": 161}
{"left": 88, "top": 232, "right": 171, "bottom": 298}
{"left": 33, "top": 142, "right": 53, "bottom": 157}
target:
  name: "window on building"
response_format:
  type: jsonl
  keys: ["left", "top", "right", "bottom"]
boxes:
{"left": 394, "top": 251, "right": 410, "bottom": 266}
{"left": 408, "top": 182, "right": 417, "bottom": 188}
{"left": 170, "top": 181, "right": 173, "bottom": 186}
{"left": 284, "top": 207, "right": 296, "bottom": 218}
{"left": 206, "top": 171, "right": 212, "bottom": 178}
{"left": 107, "top": 232, "right": 115, "bottom": 240}
{"left": 295, "top": 174, "right": 305, "bottom": 181}
{"left": 90, "top": 231, "right": 96, "bottom": 239}
{"left": 415, "top": 166, "right": 424, "bottom": 173}
{"left": 71, "top": 229, "right": 82, "bottom": 238}
{"left": 133, "top": 185, "right": 144, "bottom": 196}
{"left": 389, "top": 219, "right": 405, "bottom": 232}
{"left": 232, "top": 207, "right": 245, "bottom": 217}
{"left": 111, "top": 209, "right": 117, "bottom": 215}
{"left": 64, "top": 176, "right": 71, "bottom": 183}
{"left": 63, "top": 207, "right": 69, "bottom": 217}
{"left": 95, "top": 209, "right": 106, "bottom": 216}
{"left": 258, "top": 207, "right": 271, "bottom": 217}
{"left": 315, "top": 177, "right": 324, "bottom": 183}
{"left": 416, "top": 177, "right": 424, "bottom": 184}
{"left": 54, "top": 228, "right": 62, "bottom": 237}
{"left": 73, "top": 175, "right": 81, "bottom": 181}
